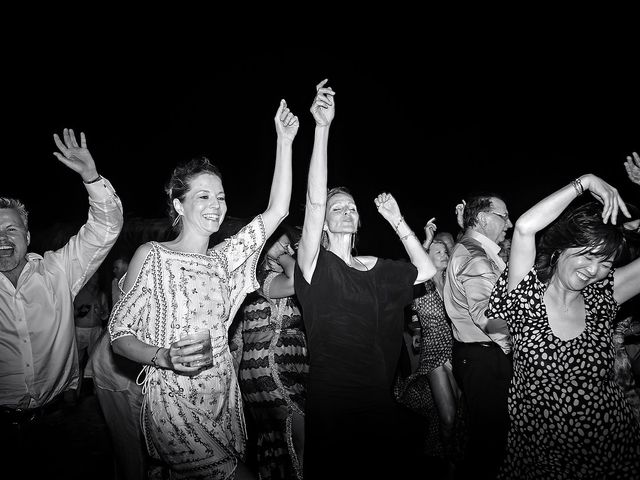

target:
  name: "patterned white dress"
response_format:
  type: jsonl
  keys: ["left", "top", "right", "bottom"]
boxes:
{"left": 109, "top": 215, "right": 265, "bottom": 479}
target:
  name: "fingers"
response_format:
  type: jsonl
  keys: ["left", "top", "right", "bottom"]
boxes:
{"left": 374, "top": 192, "right": 392, "bottom": 208}
{"left": 53, "top": 133, "right": 68, "bottom": 155}
{"left": 80, "top": 132, "right": 87, "bottom": 149}
{"left": 68, "top": 128, "right": 79, "bottom": 148}
{"left": 316, "top": 78, "right": 328, "bottom": 91}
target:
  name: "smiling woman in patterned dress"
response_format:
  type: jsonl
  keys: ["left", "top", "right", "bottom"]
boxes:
{"left": 487, "top": 170, "right": 640, "bottom": 479}
{"left": 109, "top": 100, "right": 299, "bottom": 480}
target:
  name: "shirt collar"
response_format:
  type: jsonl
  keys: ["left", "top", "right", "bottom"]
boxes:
{"left": 467, "top": 230, "right": 505, "bottom": 270}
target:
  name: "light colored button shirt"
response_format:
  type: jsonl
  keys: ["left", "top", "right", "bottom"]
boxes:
{"left": 443, "top": 230, "right": 511, "bottom": 354}
{"left": 0, "top": 177, "right": 123, "bottom": 408}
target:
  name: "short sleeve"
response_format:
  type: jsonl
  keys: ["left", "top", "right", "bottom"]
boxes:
{"left": 215, "top": 215, "right": 267, "bottom": 281}
{"left": 486, "top": 265, "right": 541, "bottom": 323}
{"left": 260, "top": 270, "right": 279, "bottom": 301}
{"left": 108, "top": 245, "right": 155, "bottom": 342}
{"left": 584, "top": 268, "right": 619, "bottom": 320}
{"left": 215, "top": 215, "right": 267, "bottom": 330}
{"left": 375, "top": 258, "right": 418, "bottom": 309}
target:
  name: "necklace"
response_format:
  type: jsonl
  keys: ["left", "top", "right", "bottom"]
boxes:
{"left": 352, "top": 256, "right": 368, "bottom": 271}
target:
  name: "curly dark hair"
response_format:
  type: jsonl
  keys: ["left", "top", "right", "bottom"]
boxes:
{"left": 535, "top": 199, "right": 628, "bottom": 284}
{"left": 165, "top": 156, "right": 223, "bottom": 232}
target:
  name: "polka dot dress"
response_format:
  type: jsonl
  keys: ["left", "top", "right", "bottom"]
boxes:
{"left": 487, "top": 267, "right": 640, "bottom": 479}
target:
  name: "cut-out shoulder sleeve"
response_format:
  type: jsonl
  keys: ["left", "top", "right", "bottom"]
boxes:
{"left": 108, "top": 245, "right": 155, "bottom": 342}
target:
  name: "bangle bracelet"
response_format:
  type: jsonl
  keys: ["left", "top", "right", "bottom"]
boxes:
{"left": 400, "top": 232, "right": 417, "bottom": 242}
{"left": 83, "top": 174, "right": 102, "bottom": 184}
{"left": 571, "top": 178, "right": 584, "bottom": 196}
{"left": 151, "top": 347, "right": 162, "bottom": 368}
{"left": 394, "top": 216, "right": 405, "bottom": 232}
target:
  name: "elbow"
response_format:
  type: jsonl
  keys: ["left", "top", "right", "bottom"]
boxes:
{"left": 415, "top": 264, "right": 437, "bottom": 284}
{"left": 514, "top": 217, "right": 535, "bottom": 237}
{"left": 111, "top": 337, "right": 126, "bottom": 357}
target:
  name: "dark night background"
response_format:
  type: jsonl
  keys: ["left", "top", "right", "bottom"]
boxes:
{"left": 3, "top": 42, "right": 639, "bottom": 260}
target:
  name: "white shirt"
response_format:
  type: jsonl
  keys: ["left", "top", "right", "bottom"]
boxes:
{"left": 0, "top": 177, "right": 123, "bottom": 408}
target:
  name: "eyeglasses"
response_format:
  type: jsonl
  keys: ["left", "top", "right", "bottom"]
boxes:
{"left": 487, "top": 211, "right": 510, "bottom": 222}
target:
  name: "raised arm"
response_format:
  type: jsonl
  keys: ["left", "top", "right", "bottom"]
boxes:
{"left": 261, "top": 100, "right": 299, "bottom": 238}
{"left": 624, "top": 151, "right": 640, "bottom": 186}
{"left": 297, "top": 79, "right": 336, "bottom": 283}
{"left": 264, "top": 246, "right": 296, "bottom": 299}
{"left": 614, "top": 153, "right": 640, "bottom": 304}
{"left": 422, "top": 217, "right": 437, "bottom": 251}
{"left": 509, "top": 173, "right": 630, "bottom": 291}
{"left": 50, "top": 128, "right": 123, "bottom": 295}
{"left": 375, "top": 193, "right": 436, "bottom": 284}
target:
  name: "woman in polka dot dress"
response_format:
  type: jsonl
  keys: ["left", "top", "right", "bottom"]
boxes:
{"left": 487, "top": 172, "right": 640, "bottom": 479}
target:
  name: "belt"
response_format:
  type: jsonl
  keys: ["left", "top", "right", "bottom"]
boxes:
{"left": 0, "top": 394, "right": 64, "bottom": 427}
{"left": 454, "top": 340, "right": 497, "bottom": 348}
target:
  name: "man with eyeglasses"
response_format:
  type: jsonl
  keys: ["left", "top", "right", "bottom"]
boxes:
{"left": 443, "top": 193, "right": 513, "bottom": 480}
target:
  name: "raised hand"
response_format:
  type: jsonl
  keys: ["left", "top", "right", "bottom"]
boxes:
{"left": 581, "top": 174, "right": 631, "bottom": 225}
{"left": 310, "top": 78, "right": 336, "bottom": 127}
{"left": 423, "top": 217, "right": 437, "bottom": 249}
{"left": 455, "top": 200, "right": 466, "bottom": 229}
{"left": 374, "top": 192, "right": 401, "bottom": 224}
{"left": 275, "top": 99, "right": 299, "bottom": 143}
{"left": 52, "top": 128, "right": 98, "bottom": 182}
{"left": 624, "top": 152, "right": 640, "bottom": 186}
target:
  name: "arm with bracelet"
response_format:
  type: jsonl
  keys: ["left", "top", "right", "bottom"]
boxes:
{"left": 374, "top": 192, "right": 436, "bottom": 284}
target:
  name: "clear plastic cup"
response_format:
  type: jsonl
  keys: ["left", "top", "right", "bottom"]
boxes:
{"left": 181, "top": 329, "right": 213, "bottom": 369}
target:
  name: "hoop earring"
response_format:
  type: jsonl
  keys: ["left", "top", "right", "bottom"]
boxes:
{"left": 550, "top": 250, "right": 560, "bottom": 267}
{"left": 172, "top": 214, "right": 182, "bottom": 228}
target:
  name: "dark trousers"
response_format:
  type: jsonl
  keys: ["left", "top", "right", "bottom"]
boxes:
{"left": 452, "top": 341, "right": 512, "bottom": 480}
{"left": 0, "top": 397, "right": 76, "bottom": 480}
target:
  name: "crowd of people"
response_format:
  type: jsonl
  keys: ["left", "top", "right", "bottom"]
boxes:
{"left": 1, "top": 82, "right": 639, "bottom": 480}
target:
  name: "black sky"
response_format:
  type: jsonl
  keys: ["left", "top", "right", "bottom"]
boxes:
{"left": 4, "top": 43, "right": 639, "bottom": 259}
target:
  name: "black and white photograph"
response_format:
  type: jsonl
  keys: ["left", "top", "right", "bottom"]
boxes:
{"left": 2, "top": 34, "right": 640, "bottom": 479}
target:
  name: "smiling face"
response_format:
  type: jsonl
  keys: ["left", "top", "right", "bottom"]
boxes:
{"left": 0, "top": 208, "right": 30, "bottom": 277}
{"left": 553, "top": 247, "right": 614, "bottom": 291}
{"left": 324, "top": 192, "right": 359, "bottom": 235}
{"left": 174, "top": 173, "right": 227, "bottom": 236}
{"left": 428, "top": 241, "right": 449, "bottom": 272}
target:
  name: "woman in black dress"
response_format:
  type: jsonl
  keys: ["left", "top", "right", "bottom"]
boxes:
{"left": 293, "top": 79, "right": 437, "bottom": 480}
{"left": 487, "top": 170, "right": 640, "bottom": 479}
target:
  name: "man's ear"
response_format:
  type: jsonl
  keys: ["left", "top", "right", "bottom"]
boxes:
{"left": 26, "top": 231, "right": 31, "bottom": 247}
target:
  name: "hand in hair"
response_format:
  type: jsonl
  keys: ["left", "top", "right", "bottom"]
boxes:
{"left": 581, "top": 174, "right": 631, "bottom": 225}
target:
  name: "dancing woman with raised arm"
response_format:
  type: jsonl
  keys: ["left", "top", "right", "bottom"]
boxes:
{"left": 486, "top": 171, "right": 640, "bottom": 479}
{"left": 109, "top": 100, "right": 298, "bottom": 480}
{"left": 293, "top": 79, "right": 436, "bottom": 480}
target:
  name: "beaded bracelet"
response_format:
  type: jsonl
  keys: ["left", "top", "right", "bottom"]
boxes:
{"left": 394, "top": 216, "right": 405, "bottom": 232}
